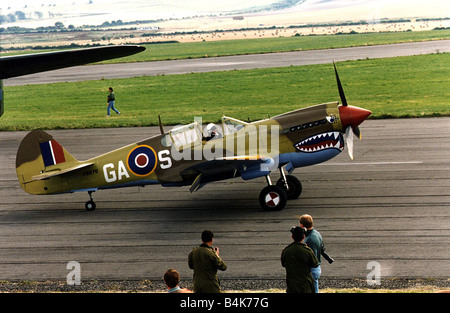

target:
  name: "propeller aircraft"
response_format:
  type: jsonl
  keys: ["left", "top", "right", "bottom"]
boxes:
{"left": 15, "top": 63, "right": 371, "bottom": 211}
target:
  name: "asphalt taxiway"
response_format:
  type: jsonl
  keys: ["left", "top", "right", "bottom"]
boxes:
{"left": 0, "top": 118, "right": 449, "bottom": 287}
{"left": 4, "top": 40, "right": 450, "bottom": 86}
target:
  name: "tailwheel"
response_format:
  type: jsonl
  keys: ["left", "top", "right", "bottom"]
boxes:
{"left": 85, "top": 191, "right": 96, "bottom": 211}
{"left": 276, "top": 175, "right": 302, "bottom": 200}
{"left": 259, "top": 185, "right": 287, "bottom": 211}
{"left": 85, "top": 200, "right": 96, "bottom": 211}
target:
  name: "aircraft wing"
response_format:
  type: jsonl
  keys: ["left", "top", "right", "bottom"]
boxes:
{"left": 0, "top": 45, "right": 145, "bottom": 79}
{"left": 218, "top": 155, "right": 262, "bottom": 161}
{"left": 181, "top": 155, "right": 277, "bottom": 192}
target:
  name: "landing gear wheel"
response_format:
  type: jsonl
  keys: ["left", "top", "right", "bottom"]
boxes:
{"left": 259, "top": 185, "right": 287, "bottom": 211}
{"left": 85, "top": 191, "right": 96, "bottom": 211}
{"left": 276, "top": 175, "right": 302, "bottom": 200}
{"left": 85, "top": 200, "right": 96, "bottom": 211}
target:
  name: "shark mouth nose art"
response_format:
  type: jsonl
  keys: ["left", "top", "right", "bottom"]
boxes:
{"left": 294, "top": 132, "right": 343, "bottom": 153}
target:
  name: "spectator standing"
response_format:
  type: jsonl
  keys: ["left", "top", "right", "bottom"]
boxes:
{"left": 300, "top": 214, "right": 330, "bottom": 293}
{"left": 188, "top": 230, "right": 227, "bottom": 293}
{"left": 281, "top": 226, "right": 318, "bottom": 293}
{"left": 163, "top": 268, "right": 192, "bottom": 293}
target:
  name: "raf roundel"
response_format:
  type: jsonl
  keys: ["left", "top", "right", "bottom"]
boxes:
{"left": 127, "top": 145, "right": 158, "bottom": 177}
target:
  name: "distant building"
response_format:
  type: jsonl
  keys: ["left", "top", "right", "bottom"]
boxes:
{"left": 233, "top": 16, "right": 244, "bottom": 21}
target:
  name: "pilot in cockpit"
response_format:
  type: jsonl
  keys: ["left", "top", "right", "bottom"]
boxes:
{"left": 203, "top": 123, "right": 223, "bottom": 141}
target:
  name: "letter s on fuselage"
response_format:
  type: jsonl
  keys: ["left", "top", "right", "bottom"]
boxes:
{"left": 158, "top": 149, "right": 172, "bottom": 169}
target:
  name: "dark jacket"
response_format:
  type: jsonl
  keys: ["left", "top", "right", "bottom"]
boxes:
{"left": 107, "top": 91, "right": 115, "bottom": 102}
{"left": 281, "top": 241, "right": 319, "bottom": 293}
{"left": 188, "top": 243, "right": 227, "bottom": 293}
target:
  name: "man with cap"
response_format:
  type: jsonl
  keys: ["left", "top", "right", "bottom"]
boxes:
{"left": 281, "top": 226, "right": 319, "bottom": 293}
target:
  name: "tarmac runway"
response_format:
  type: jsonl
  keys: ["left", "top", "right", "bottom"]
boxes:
{"left": 4, "top": 40, "right": 450, "bottom": 86}
{"left": 0, "top": 118, "right": 449, "bottom": 288}
{"left": 1, "top": 41, "right": 449, "bottom": 290}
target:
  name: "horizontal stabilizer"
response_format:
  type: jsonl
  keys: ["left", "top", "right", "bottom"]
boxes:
{"left": 31, "top": 162, "right": 94, "bottom": 182}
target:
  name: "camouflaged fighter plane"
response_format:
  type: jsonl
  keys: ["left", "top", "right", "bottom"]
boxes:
{"left": 16, "top": 64, "right": 371, "bottom": 211}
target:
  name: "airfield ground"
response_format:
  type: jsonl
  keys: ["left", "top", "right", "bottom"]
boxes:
{"left": 0, "top": 278, "right": 449, "bottom": 293}
{"left": 2, "top": 50, "right": 449, "bottom": 131}
{"left": 1, "top": 118, "right": 449, "bottom": 293}
{"left": 1, "top": 15, "right": 449, "bottom": 294}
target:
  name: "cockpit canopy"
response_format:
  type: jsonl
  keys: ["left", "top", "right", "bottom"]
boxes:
{"left": 221, "top": 116, "right": 248, "bottom": 135}
{"left": 160, "top": 116, "right": 249, "bottom": 148}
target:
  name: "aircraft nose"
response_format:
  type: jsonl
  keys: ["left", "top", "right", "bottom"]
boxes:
{"left": 339, "top": 105, "right": 371, "bottom": 129}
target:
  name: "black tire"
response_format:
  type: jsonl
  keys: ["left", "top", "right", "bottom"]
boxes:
{"left": 276, "top": 175, "right": 302, "bottom": 200}
{"left": 259, "top": 185, "right": 287, "bottom": 211}
{"left": 85, "top": 200, "right": 96, "bottom": 211}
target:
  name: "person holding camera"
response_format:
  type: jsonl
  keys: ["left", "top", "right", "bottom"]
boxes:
{"left": 188, "top": 230, "right": 227, "bottom": 293}
{"left": 299, "top": 214, "right": 334, "bottom": 293}
{"left": 281, "top": 226, "right": 319, "bottom": 293}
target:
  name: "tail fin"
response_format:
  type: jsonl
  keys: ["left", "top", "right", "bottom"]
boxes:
{"left": 16, "top": 130, "right": 79, "bottom": 194}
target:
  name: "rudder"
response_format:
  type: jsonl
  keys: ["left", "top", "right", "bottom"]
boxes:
{"left": 16, "top": 130, "right": 78, "bottom": 194}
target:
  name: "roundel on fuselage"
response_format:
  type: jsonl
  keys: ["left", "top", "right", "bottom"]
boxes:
{"left": 127, "top": 145, "right": 157, "bottom": 177}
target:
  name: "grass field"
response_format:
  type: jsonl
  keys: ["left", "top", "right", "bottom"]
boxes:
{"left": 1, "top": 52, "right": 449, "bottom": 131}
{"left": 4, "top": 29, "right": 450, "bottom": 62}
{"left": 102, "top": 29, "right": 450, "bottom": 63}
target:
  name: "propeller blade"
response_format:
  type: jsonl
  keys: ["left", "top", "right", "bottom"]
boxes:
{"left": 353, "top": 126, "right": 361, "bottom": 140}
{"left": 333, "top": 62, "right": 348, "bottom": 106}
{"left": 344, "top": 126, "right": 354, "bottom": 160}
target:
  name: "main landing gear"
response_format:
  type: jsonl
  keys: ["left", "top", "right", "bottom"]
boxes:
{"left": 258, "top": 167, "right": 302, "bottom": 211}
{"left": 85, "top": 191, "right": 96, "bottom": 211}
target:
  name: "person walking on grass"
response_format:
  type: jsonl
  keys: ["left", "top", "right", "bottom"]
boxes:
{"left": 107, "top": 87, "right": 120, "bottom": 116}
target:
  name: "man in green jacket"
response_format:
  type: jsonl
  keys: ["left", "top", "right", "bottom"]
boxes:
{"left": 188, "top": 230, "right": 227, "bottom": 293}
{"left": 281, "top": 226, "right": 319, "bottom": 293}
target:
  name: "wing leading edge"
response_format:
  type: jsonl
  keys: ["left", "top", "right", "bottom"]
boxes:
{"left": 0, "top": 45, "right": 145, "bottom": 80}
